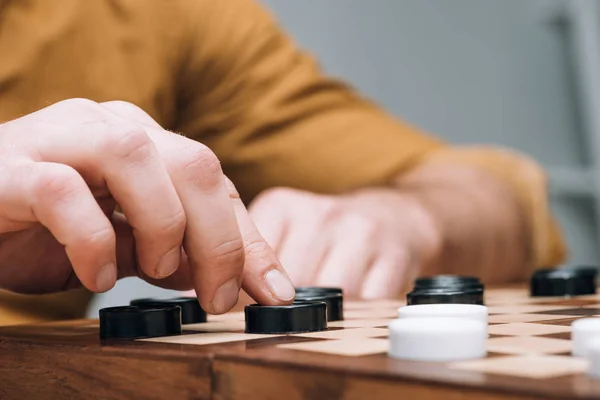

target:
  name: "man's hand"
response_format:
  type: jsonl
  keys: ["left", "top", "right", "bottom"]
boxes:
{"left": 0, "top": 99, "right": 295, "bottom": 314}
{"left": 249, "top": 187, "right": 443, "bottom": 299}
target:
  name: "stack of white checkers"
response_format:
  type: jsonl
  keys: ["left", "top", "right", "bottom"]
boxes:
{"left": 572, "top": 318, "right": 600, "bottom": 378}
{"left": 388, "top": 304, "right": 488, "bottom": 362}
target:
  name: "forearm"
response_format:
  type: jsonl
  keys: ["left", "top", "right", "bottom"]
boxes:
{"left": 391, "top": 161, "right": 532, "bottom": 284}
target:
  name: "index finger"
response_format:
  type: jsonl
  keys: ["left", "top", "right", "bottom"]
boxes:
{"left": 224, "top": 178, "right": 296, "bottom": 305}
{"left": 167, "top": 144, "right": 245, "bottom": 314}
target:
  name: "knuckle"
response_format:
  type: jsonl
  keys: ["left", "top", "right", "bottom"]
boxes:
{"left": 72, "top": 225, "right": 115, "bottom": 251}
{"left": 54, "top": 98, "right": 100, "bottom": 111}
{"left": 258, "top": 187, "right": 295, "bottom": 200}
{"left": 322, "top": 201, "right": 344, "bottom": 221}
{"left": 104, "top": 124, "right": 155, "bottom": 162}
{"left": 243, "top": 238, "right": 271, "bottom": 258}
{"left": 207, "top": 238, "right": 245, "bottom": 271}
{"left": 158, "top": 208, "right": 187, "bottom": 239}
{"left": 343, "top": 213, "right": 379, "bottom": 240}
{"left": 103, "top": 101, "right": 158, "bottom": 124}
{"left": 390, "top": 248, "right": 412, "bottom": 266}
{"left": 176, "top": 146, "right": 223, "bottom": 190}
{"left": 104, "top": 100, "right": 143, "bottom": 114}
{"left": 253, "top": 187, "right": 330, "bottom": 212}
{"left": 252, "top": 187, "right": 296, "bottom": 207}
{"left": 33, "top": 164, "right": 83, "bottom": 203}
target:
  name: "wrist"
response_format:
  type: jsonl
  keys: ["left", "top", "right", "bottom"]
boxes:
{"left": 390, "top": 160, "right": 531, "bottom": 283}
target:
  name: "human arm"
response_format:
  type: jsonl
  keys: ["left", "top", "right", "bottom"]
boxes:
{"left": 173, "top": 0, "right": 565, "bottom": 296}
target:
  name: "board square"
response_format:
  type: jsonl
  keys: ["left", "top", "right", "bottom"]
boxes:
{"left": 344, "top": 309, "right": 398, "bottom": 320}
{"left": 487, "top": 323, "right": 571, "bottom": 336}
{"left": 537, "top": 308, "right": 600, "bottom": 316}
{"left": 486, "top": 336, "right": 571, "bottom": 355}
{"left": 276, "top": 338, "right": 389, "bottom": 356}
{"left": 450, "top": 355, "right": 589, "bottom": 379}
{"left": 293, "top": 327, "right": 388, "bottom": 340}
{"left": 538, "top": 316, "right": 582, "bottom": 325}
{"left": 486, "top": 305, "right": 575, "bottom": 314}
{"left": 343, "top": 300, "right": 404, "bottom": 310}
{"left": 207, "top": 311, "right": 245, "bottom": 322}
{"left": 328, "top": 319, "right": 393, "bottom": 328}
{"left": 139, "top": 332, "right": 279, "bottom": 345}
{"left": 182, "top": 321, "right": 245, "bottom": 332}
{"left": 487, "top": 313, "right": 581, "bottom": 323}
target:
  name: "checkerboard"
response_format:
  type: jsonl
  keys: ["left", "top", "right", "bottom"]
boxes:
{"left": 2, "top": 287, "right": 600, "bottom": 399}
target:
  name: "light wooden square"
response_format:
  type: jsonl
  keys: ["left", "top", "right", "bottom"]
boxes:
{"left": 328, "top": 318, "right": 392, "bottom": 328}
{"left": 344, "top": 309, "right": 398, "bottom": 320}
{"left": 581, "top": 304, "right": 600, "bottom": 309}
{"left": 487, "top": 322, "right": 571, "bottom": 336}
{"left": 569, "top": 294, "right": 600, "bottom": 301}
{"left": 139, "top": 331, "right": 277, "bottom": 345}
{"left": 450, "top": 355, "right": 589, "bottom": 379}
{"left": 343, "top": 300, "right": 404, "bottom": 310}
{"left": 488, "top": 313, "right": 580, "bottom": 323}
{"left": 277, "top": 338, "right": 389, "bottom": 356}
{"left": 294, "top": 327, "right": 388, "bottom": 339}
{"left": 182, "top": 320, "right": 245, "bottom": 332}
{"left": 487, "top": 305, "right": 574, "bottom": 314}
{"left": 207, "top": 311, "right": 245, "bottom": 322}
{"left": 485, "top": 297, "right": 563, "bottom": 306}
{"left": 487, "top": 336, "right": 571, "bottom": 355}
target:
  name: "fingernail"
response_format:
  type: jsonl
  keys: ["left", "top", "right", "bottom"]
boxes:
{"left": 96, "top": 263, "right": 116, "bottom": 292}
{"left": 155, "top": 247, "right": 180, "bottom": 278}
{"left": 212, "top": 278, "right": 239, "bottom": 313}
{"left": 265, "top": 269, "right": 295, "bottom": 301}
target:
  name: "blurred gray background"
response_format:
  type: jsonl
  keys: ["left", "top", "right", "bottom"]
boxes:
{"left": 87, "top": 0, "right": 599, "bottom": 317}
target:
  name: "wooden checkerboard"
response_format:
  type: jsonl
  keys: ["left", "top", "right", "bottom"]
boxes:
{"left": 1, "top": 287, "right": 600, "bottom": 399}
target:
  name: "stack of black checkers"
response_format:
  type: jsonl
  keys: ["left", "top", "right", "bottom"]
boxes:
{"left": 99, "top": 287, "right": 346, "bottom": 338}
{"left": 295, "top": 287, "right": 344, "bottom": 321}
{"left": 99, "top": 297, "right": 206, "bottom": 340}
{"left": 130, "top": 297, "right": 207, "bottom": 324}
{"left": 530, "top": 266, "right": 598, "bottom": 297}
{"left": 244, "top": 286, "right": 344, "bottom": 334}
{"left": 406, "top": 275, "right": 485, "bottom": 305}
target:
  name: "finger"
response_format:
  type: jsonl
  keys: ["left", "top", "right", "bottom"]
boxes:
{"left": 314, "top": 215, "right": 378, "bottom": 296}
{"left": 99, "top": 100, "right": 245, "bottom": 313}
{"left": 272, "top": 194, "right": 336, "bottom": 285}
{"left": 248, "top": 193, "right": 289, "bottom": 253}
{"left": 275, "top": 225, "right": 331, "bottom": 287}
{"left": 110, "top": 212, "right": 194, "bottom": 291}
{"left": 226, "top": 178, "right": 295, "bottom": 306}
{"left": 25, "top": 99, "right": 186, "bottom": 280}
{"left": 151, "top": 137, "right": 245, "bottom": 314}
{"left": 360, "top": 247, "right": 415, "bottom": 299}
{"left": 0, "top": 160, "right": 117, "bottom": 292}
